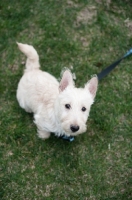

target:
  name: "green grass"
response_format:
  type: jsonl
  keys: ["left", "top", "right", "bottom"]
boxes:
{"left": 0, "top": 0, "right": 132, "bottom": 199}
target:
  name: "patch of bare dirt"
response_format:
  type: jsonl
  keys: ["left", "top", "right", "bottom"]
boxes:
{"left": 75, "top": 6, "right": 97, "bottom": 27}
{"left": 96, "top": 0, "right": 111, "bottom": 7}
{"left": 67, "top": 0, "right": 78, "bottom": 8}
{"left": 124, "top": 18, "right": 132, "bottom": 36}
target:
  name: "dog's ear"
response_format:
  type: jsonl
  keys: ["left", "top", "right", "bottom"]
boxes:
{"left": 85, "top": 76, "right": 98, "bottom": 99}
{"left": 59, "top": 70, "right": 74, "bottom": 92}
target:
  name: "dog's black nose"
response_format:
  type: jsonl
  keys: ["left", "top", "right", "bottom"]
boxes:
{"left": 70, "top": 125, "right": 79, "bottom": 132}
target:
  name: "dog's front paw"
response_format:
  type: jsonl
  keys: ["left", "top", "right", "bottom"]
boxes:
{"left": 37, "top": 129, "right": 51, "bottom": 140}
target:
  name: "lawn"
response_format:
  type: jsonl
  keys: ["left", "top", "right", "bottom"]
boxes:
{"left": 0, "top": 0, "right": 132, "bottom": 199}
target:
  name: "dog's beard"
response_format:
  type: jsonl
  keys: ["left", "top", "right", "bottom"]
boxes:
{"left": 60, "top": 119, "right": 87, "bottom": 136}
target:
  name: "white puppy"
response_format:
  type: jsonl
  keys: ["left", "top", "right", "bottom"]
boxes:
{"left": 16, "top": 43, "right": 98, "bottom": 139}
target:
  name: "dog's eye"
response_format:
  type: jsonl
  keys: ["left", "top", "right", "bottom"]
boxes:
{"left": 82, "top": 107, "right": 86, "bottom": 112}
{"left": 65, "top": 104, "right": 71, "bottom": 109}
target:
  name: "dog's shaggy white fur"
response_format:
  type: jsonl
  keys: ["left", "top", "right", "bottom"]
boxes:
{"left": 16, "top": 42, "right": 98, "bottom": 139}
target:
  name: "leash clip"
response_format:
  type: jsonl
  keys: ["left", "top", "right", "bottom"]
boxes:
{"left": 60, "top": 135, "right": 75, "bottom": 142}
{"left": 123, "top": 48, "right": 132, "bottom": 58}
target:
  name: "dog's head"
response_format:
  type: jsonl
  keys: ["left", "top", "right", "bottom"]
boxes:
{"left": 56, "top": 70, "right": 98, "bottom": 136}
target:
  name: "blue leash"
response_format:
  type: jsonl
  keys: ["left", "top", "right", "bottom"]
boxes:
{"left": 123, "top": 48, "right": 132, "bottom": 58}
{"left": 61, "top": 48, "right": 132, "bottom": 142}
{"left": 97, "top": 48, "right": 132, "bottom": 80}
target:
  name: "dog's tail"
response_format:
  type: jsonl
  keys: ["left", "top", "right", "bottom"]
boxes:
{"left": 17, "top": 42, "right": 40, "bottom": 71}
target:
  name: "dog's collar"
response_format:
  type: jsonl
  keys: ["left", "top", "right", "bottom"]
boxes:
{"left": 60, "top": 135, "right": 74, "bottom": 142}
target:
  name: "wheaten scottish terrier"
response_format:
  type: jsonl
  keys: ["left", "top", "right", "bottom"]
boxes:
{"left": 16, "top": 42, "right": 98, "bottom": 139}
